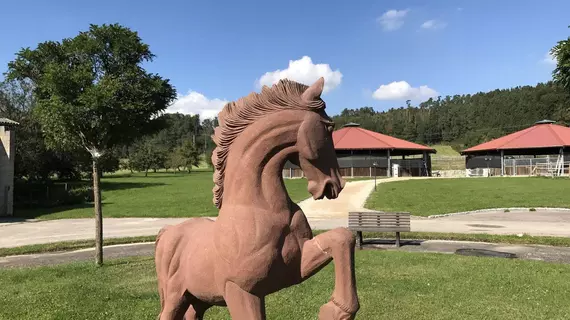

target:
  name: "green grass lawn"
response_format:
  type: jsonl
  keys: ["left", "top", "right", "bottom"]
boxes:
{"left": 2, "top": 251, "right": 570, "bottom": 319}
{"left": 15, "top": 171, "right": 311, "bottom": 220}
{"left": 366, "top": 177, "right": 570, "bottom": 216}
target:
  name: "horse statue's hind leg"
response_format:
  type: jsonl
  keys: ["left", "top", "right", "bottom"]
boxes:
{"left": 301, "top": 228, "right": 360, "bottom": 319}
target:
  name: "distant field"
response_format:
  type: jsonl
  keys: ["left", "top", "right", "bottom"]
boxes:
{"left": 429, "top": 145, "right": 465, "bottom": 170}
{"left": 429, "top": 144, "right": 460, "bottom": 156}
{"left": 15, "top": 172, "right": 312, "bottom": 220}
{"left": 366, "top": 177, "right": 570, "bottom": 216}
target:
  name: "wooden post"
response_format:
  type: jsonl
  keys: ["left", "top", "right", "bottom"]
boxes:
{"left": 369, "top": 150, "right": 372, "bottom": 177}
{"left": 395, "top": 232, "right": 401, "bottom": 247}
{"left": 350, "top": 150, "right": 354, "bottom": 177}
{"left": 93, "top": 158, "right": 103, "bottom": 266}
{"left": 357, "top": 231, "right": 363, "bottom": 250}
{"left": 500, "top": 150, "right": 505, "bottom": 176}
{"left": 387, "top": 149, "right": 391, "bottom": 177}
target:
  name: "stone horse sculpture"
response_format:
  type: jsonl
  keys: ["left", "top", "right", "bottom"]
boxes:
{"left": 155, "top": 77, "right": 360, "bottom": 320}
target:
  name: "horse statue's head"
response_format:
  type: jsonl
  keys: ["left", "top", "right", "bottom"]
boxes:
{"left": 289, "top": 78, "right": 345, "bottom": 200}
{"left": 211, "top": 77, "right": 345, "bottom": 208}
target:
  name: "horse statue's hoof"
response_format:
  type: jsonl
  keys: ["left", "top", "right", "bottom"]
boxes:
{"left": 318, "top": 301, "right": 356, "bottom": 320}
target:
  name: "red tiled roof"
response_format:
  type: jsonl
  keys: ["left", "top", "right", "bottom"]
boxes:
{"left": 332, "top": 126, "right": 435, "bottom": 152}
{"left": 462, "top": 123, "right": 570, "bottom": 153}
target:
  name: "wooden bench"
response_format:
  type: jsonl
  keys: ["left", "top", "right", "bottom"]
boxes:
{"left": 348, "top": 211, "right": 411, "bottom": 248}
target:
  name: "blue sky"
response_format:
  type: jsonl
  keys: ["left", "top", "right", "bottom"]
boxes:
{"left": 1, "top": 0, "right": 568, "bottom": 119}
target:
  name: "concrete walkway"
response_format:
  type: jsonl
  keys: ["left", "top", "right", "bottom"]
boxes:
{"left": 3, "top": 178, "right": 570, "bottom": 248}
{"left": 0, "top": 218, "right": 189, "bottom": 248}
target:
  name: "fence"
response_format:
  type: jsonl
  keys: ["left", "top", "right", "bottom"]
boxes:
{"left": 504, "top": 157, "right": 569, "bottom": 176}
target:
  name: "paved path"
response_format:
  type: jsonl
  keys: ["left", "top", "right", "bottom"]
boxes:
{"left": 0, "top": 218, "right": 189, "bottom": 248}
{"left": 3, "top": 178, "right": 570, "bottom": 248}
{"left": 4, "top": 239, "right": 570, "bottom": 268}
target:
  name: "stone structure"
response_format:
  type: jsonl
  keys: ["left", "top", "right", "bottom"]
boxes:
{"left": 0, "top": 118, "right": 18, "bottom": 217}
{"left": 154, "top": 78, "right": 360, "bottom": 320}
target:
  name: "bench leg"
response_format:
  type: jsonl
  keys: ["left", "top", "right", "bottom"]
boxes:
{"left": 357, "top": 231, "right": 363, "bottom": 250}
{"left": 395, "top": 232, "right": 401, "bottom": 247}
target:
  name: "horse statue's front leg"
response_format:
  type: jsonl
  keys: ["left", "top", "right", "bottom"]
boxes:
{"left": 300, "top": 227, "right": 360, "bottom": 320}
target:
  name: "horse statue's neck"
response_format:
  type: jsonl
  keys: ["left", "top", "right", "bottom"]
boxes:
{"left": 221, "top": 110, "right": 304, "bottom": 215}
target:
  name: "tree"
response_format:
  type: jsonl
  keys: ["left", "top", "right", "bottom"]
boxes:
{"left": 6, "top": 24, "right": 176, "bottom": 265}
{"left": 552, "top": 27, "right": 570, "bottom": 91}
{"left": 179, "top": 139, "right": 201, "bottom": 173}
{"left": 166, "top": 149, "right": 186, "bottom": 172}
{"left": 128, "top": 136, "right": 167, "bottom": 176}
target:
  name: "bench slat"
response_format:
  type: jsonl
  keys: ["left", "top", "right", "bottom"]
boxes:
{"left": 349, "top": 220, "right": 410, "bottom": 224}
{"left": 349, "top": 226, "right": 410, "bottom": 229}
{"left": 349, "top": 211, "right": 410, "bottom": 215}
{"left": 349, "top": 218, "right": 409, "bottom": 222}
{"left": 348, "top": 219, "right": 411, "bottom": 224}
{"left": 349, "top": 214, "right": 410, "bottom": 218}
{"left": 349, "top": 227, "right": 410, "bottom": 232}
{"left": 349, "top": 224, "right": 410, "bottom": 228}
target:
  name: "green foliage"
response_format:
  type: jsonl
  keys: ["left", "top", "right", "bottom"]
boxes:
{"left": 552, "top": 27, "right": 570, "bottom": 91}
{"left": 127, "top": 138, "right": 166, "bottom": 176}
{"left": 165, "top": 151, "right": 186, "bottom": 172}
{"left": 5, "top": 23, "right": 176, "bottom": 156}
{"left": 178, "top": 139, "right": 201, "bottom": 173}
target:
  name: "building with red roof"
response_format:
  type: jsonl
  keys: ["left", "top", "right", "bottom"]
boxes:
{"left": 461, "top": 120, "right": 570, "bottom": 176}
{"left": 284, "top": 123, "right": 436, "bottom": 178}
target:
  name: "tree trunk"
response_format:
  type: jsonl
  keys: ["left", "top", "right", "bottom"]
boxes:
{"left": 92, "top": 158, "right": 103, "bottom": 266}
{"left": 145, "top": 169, "right": 148, "bottom": 177}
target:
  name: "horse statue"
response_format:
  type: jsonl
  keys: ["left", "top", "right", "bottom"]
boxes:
{"left": 155, "top": 77, "right": 360, "bottom": 320}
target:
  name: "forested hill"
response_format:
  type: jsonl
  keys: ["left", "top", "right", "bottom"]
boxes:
{"left": 332, "top": 81, "right": 570, "bottom": 151}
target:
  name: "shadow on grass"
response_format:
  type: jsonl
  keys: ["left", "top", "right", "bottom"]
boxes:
{"left": 12, "top": 203, "right": 105, "bottom": 220}
{"left": 362, "top": 238, "right": 424, "bottom": 247}
{"left": 100, "top": 181, "right": 166, "bottom": 191}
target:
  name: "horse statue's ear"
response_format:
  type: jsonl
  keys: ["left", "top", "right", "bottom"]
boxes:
{"left": 302, "top": 77, "right": 325, "bottom": 102}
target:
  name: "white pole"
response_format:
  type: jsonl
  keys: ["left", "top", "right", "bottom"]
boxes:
{"left": 387, "top": 149, "right": 391, "bottom": 177}
{"left": 500, "top": 150, "right": 505, "bottom": 176}
{"left": 561, "top": 148, "right": 565, "bottom": 176}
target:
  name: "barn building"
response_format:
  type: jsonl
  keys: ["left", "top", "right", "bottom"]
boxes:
{"left": 461, "top": 120, "right": 570, "bottom": 177}
{"left": 0, "top": 118, "right": 18, "bottom": 216}
{"left": 283, "top": 123, "right": 436, "bottom": 178}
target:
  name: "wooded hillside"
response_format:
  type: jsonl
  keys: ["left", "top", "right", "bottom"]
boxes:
{"left": 332, "top": 81, "right": 570, "bottom": 151}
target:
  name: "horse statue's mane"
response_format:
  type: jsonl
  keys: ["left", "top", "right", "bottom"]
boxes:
{"left": 211, "top": 79, "right": 326, "bottom": 209}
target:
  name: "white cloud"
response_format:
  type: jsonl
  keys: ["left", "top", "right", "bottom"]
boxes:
{"left": 377, "top": 9, "right": 410, "bottom": 31}
{"left": 372, "top": 81, "right": 439, "bottom": 101}
{"left": 542, "top": 51, "right": 556, "bottom": 65}
{"left": 256, "top": 56, "right": 342, "bottom": 93}
{"left": 166, "top": 91, "right": 228, "bottom": 120}
{"left": 420, "top": 20, "right": 447, "bottom": 30}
